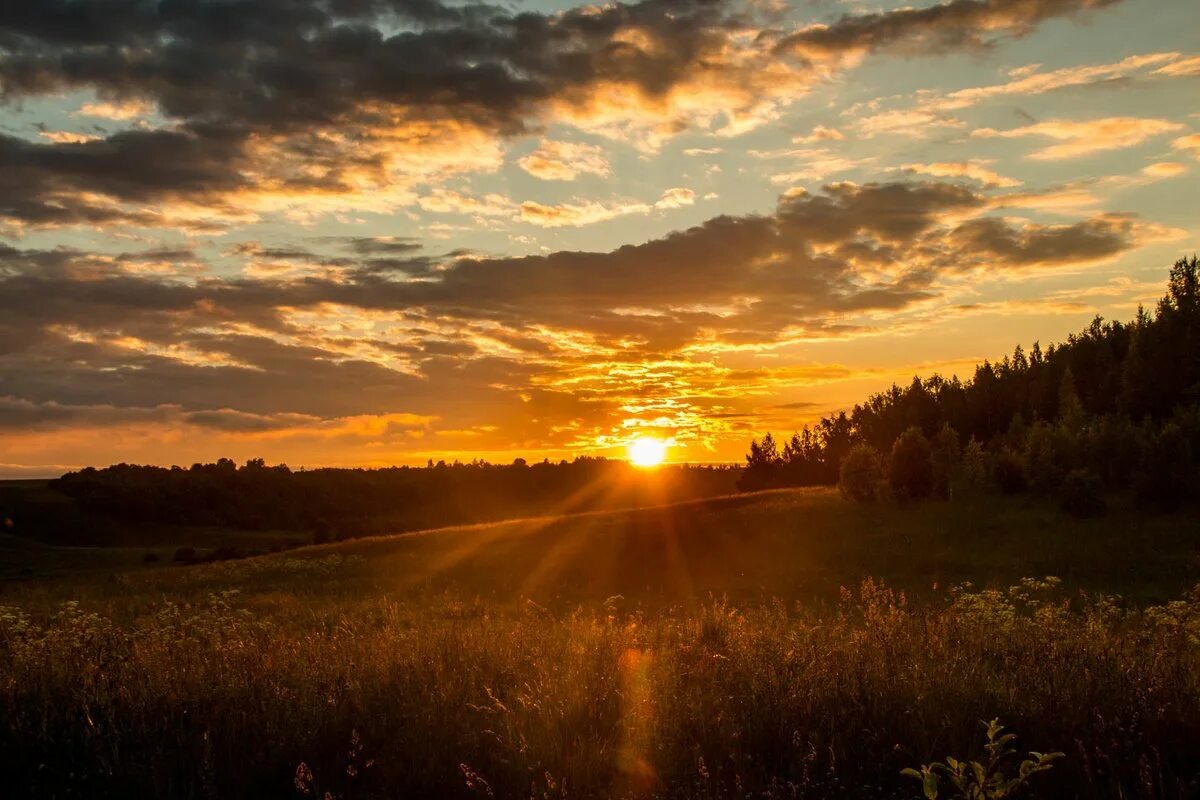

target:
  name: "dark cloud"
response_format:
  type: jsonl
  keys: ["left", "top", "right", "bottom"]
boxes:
{"left": 0, "top": 0, "right": 737, "bottom": 134}
{"left": 0, "top": 127, "right": 250, "bottom": 229}
{"left": 335, "top": 236, "right": 424, "bottom": 256}
{"left": 945, "top": 214, "right": 1135, "bottom": 267}
{"left": 779, "top": 0, "right": 1122, "bottom": 57}
{"left": 0, "top": 180, "right": 1146, "bottom": 430}
{"left": 0, "top": 395, "right": 338, "bottom": 433}
{"left": 0, "top": 0, "right": 1128, "bottom": 228}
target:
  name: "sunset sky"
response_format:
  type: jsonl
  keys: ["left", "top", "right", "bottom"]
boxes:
{"left": 1, "top": 0, "right": 1198, "bottom": 475}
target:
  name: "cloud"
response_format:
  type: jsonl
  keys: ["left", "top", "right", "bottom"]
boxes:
{"left": 518, "top": 140, "right": 611, "bottom": 181}
{"left": 37, "top": 130, "right": 101, "bottom": 144}
{"left": 852, "top": 51, "right": 1189, "bottom": 138}
{"left": 935, "top": 52, "right": 1181, "bottom": 111}
{"left": 418, "top": 189, "right": 516, "bottom": 218}
{"left": 1173, "top": 134, "right": 1200, "bottom": 159}
{"left": 515, "top": 187, "right": 696, "bottom": 227}
{"left": 778, "top": 0, "right": 1123, "bottom": 60}
{"left": 0, "top": 179, "right": 1138, "bottom": 361}
{"left": 1155, "top": 56, "right": 1200, "bottom": 77}
{"left": 73, "top": 99, "right": 154, "bottom": 120}
{"left": 0, "top": 176, "right": 1156, "bottom": 462}
{"left": 854, "top": 108, "right": 967, "bottom": 138}
{"left": 655, "top": 187, "right": 697, "bottom": 209}
{"left": 792, "top": 125, "right": 845, "bottom": 144}
{"left": 973, "top": 117, "right": 1184, "bottom": 159}
{"left": 752, "top": 147, "right": 871, "bottom": 184}
{"left": 944, "top": 214, "right": 1138, "bottom": 269}
{"left": 0, "top": 0, "right": 1132, "bottom": 231}
{"left": 901, "top": 161, "right": 1022, "bottom": 188}
{"left": 0, "top": 0, "right": 806, "bottom": 225}
{"left": 1142, "top": 162, "right": 1187, "bottom": 178}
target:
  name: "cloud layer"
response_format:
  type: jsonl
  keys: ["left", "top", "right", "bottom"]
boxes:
{"left": 0, "top": 0, "right": 1188, "bottom": 469}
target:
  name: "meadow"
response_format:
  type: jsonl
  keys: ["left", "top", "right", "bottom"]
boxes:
{"left": 2, "top": 488, "right": 1200, "bottom": 798}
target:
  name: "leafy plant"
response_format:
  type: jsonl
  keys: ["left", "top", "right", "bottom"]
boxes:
{"left": 839, "top": 443, "right": 885, "bottom": 502}
{"left": 902, "top": 719, "right": 1063, "bottom": 799}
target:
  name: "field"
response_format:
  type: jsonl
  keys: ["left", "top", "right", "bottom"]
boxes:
{"left": 2, "top": 488, "right": 1200, "bottom": 798}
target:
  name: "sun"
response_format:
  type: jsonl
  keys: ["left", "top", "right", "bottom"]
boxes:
{"left": 627, "top": 436, "right": 668, "bottom": 467}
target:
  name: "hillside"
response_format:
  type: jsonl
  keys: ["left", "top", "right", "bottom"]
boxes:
{"left": 4, "top": 489, "right": 1200, "bottom": 798}
{"left": 9, "top": 487, "right": 1199, "bottom": 607}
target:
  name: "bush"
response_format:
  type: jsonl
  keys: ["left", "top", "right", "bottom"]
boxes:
{"left": 902, "top": 719, "right": 1062, "bottom": 800}
{"left": 1135, "top": 422, "right": 1194, "bottom": 510}
{"left": 839, "top": 444, "right": 884, "bottom": 503}
{"left": 889, "top": 427, "right": 934, "bottom": 500}
{"left": 172, "top": 546, "right": 198, "bottom": 564}
{"left": 1025, "top": 421, "right": 1070, "bottom": 493}
{"left": 1059, "top": 469, "right": 1105, "bottom": 517}
{"left": 993, "top": 450, "right": 1028, "bottom": 495}
{"left": 954, "top": 438, "right": 988, "bottom": 496}
{"left": 931, "top": 424, "right": 960, "bottom": 498}
{"left": 209, "top": 546, "right": 244, "bottom": 562}
{"left": 142, "top": 551, "right": 160, "bottom": 563}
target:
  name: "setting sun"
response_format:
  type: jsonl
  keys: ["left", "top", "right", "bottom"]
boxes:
{"left": 627, "top": 437, "right": 668, "bottom": 467}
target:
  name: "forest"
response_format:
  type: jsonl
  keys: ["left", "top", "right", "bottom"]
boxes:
{"left": 8, "top": 458, "right": 737, "bottom": 544}
{"left": 740, "top": 256, "right": 1200, "bottom": 514}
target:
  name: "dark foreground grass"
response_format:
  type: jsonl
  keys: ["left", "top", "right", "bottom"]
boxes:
{"left": 2, "top": 489, "right": 1200, "bottom": 798}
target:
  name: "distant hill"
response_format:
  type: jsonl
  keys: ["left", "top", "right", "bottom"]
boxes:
{"left": 2, "top": 458, "right": 739, "bottom": 546}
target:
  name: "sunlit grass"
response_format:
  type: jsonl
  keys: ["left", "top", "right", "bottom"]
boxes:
{"left": 3, "top": 490, "right": 1200, "bottom": 797}
{"left": 1, "top": 573, "right": 1199, "bottom": 798}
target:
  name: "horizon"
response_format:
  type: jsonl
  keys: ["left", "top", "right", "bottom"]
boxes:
{"left": 7, "top": 4, "right": 1200, "bottom": 796}
{"left": 2, "top": 0, "right": 1198, "bottom": 473}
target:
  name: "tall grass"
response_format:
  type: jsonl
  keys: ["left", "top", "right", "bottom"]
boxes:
{"left": 2, "top": 559, "right": 1199, "bottom": 798}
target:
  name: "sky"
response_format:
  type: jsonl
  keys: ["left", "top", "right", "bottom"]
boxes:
{"left": 0, "top": 0, "right": 1198, "bottom": 475}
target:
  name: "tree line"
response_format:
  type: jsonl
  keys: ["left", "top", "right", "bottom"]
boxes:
{"left": 29, "top": 457, "right": 738, "bottom": 544}
{"left": 740, "top": 256, "right": 1200, "bottom": 515}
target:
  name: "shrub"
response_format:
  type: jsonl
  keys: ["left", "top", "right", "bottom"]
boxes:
{"left": 992, "top": 450, "right": 1028, "bottom": 495}
{"left": 1135, "top": 422, "right": 1194, "bottom": 510}
{"left": 171, "top": 546, "right": 198, "bottom": 563}
{"left": 889, "top": 427, "right": 934, "bottom": 500}
{"left": 1025, "top": 421, "right": 1070, "bottom": 493}
{"left": 1059, "top": 469, "right": 1105, "bottom": 517}
{"left": 312, "top": 520, "right": 335, "bottom": 545}
{"left": 839, "top": 444, "right": 884, "bottom": 503}
{"left": 142, "top": 552, "right": 160, "bottom": 563}
{"left": 209, "top": 546, "right": 244, "bottom": 562}
{"left": 931, "top": 424, "right": 960, "bottom": 498}
{"left": 955, "top": 438, "right": 988, "bottom": 496}
{"left": 902, "top": 719, "right": 1063, "bottom": 800}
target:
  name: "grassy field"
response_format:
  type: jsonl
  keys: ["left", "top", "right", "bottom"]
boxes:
{"left": 2, "top": 488, "right": 1200, "bottom": 798}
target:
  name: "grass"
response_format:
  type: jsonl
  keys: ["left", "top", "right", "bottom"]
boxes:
{"left": 2, "top": 488, "right": 1199, "bottom": 798}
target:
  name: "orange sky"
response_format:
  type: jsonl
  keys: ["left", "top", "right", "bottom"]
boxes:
{"left": 0, "top": 0, "right": 1197, "bottom": 475}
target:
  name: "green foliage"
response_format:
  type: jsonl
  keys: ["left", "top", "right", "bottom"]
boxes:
{"left": 172, "top": 545, "right": 197, "bottom": 563}
{"left": 992, "top": 450, "right": 1028, "bottom": 495}
{"left": 1059, "top": 469, "right": 1105, "bottom": 517}
{"left": 931, "top": 424, "right": 961, "bottom": 498}
{"left": 741, "top": 257, "right": 1200, "bottom": 512}
{"left": 3, "top": 492, "right": 1200, "bottom": 797}
{"left": 1135, "top": 421, "right": 1196, "bottom": 510}
{"left": 902, "top": 719, "right": 1063, "bottom": 799}
{"left": 48, "top": 458, "right": 740, "bottom": 543}
{"left": 839, "top": 443, "right": 884, "bottom": 502}
{"left": 2, "top": 570, "right": 1199, "bottom": 798}
{"left": 890, "top": 427, "right": 935, "bottom": 500}
{"left": 955, "top": 438, "right": 988, "bottom": 496}
{"left": 1024, "top": 421, "right": 1071, "bottom": 493}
